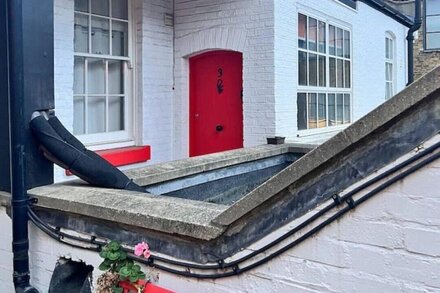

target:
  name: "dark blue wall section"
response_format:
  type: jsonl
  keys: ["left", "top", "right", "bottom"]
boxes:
{"left": 0, "top": 0, "right": 54, "bottom": 192}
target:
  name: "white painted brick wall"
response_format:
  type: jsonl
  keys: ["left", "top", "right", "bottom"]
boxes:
{"left": 52, "top": 0, "right": 409, "bottom": 177}
{"left": 172, "top": 0, "right": 276, "bottom": 159}
{"left": 1, "top": 142, "right": 439, "bottom": 292}
{"left": 275, "top": 0, "right": 408, "bottom": 140}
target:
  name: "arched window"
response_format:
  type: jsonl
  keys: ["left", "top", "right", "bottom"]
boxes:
{"left": 385, "top": 33, "right": 395, "bottom": 100}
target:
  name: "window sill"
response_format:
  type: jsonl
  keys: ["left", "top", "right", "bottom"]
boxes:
{"left": 66, "top": 145, "right": 151, "bottom": 176}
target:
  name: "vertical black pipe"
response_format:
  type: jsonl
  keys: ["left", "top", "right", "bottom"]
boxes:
{"left": 7, "top": 0, "right": 40, "bottom": 291}
{"left": 407, "top": 0, "right": 422, "bottom": 85}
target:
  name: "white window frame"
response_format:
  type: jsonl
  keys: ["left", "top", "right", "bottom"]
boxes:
{"left": 297, "top": 11, "right": 353, "bottom": 134}
{"left": 385, "top": 34, "right": 395, "bottom": 100}
{"left": 424, "top": 0, "right": 440, "bottom": 51}
{"left": 73, "top": 0, "right": 135, "bottom": 148}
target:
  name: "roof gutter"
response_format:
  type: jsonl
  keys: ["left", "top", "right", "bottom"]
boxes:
{"left": 358, "top": 0, "right": 414, "bottom": 28}
{"left": 407, "top": 0, "right": 422, "bottom": 85}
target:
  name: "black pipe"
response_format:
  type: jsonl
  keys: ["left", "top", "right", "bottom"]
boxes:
{"left": 407, "top": 0, "right": 422, "bottom": 85}
{"left": 27, "top": 137, "right": 440, "bottom": 278}
{"left": 7, "top": 0, "right": 39, "bottom": 291}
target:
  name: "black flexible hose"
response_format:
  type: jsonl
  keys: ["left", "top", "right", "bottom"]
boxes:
{"left": 27, "top": 138, "right": 440, "bottom": 278}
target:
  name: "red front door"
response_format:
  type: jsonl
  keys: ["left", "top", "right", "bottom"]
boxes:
{"left": 189, "top": 51, "right": 243, "bottom": 157}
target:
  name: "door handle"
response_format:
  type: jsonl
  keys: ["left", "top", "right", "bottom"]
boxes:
{"left": 216, "top": 125, "right": 224, "bottom": 132}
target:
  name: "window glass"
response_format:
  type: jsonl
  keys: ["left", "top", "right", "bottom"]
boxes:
{"left": 298, "top": 14, "right": 307, "bottom": 49}
{"left": 298, "top": 51, "right": 307, "bottom": 86}
{"left": 344, "top": 31, "right": 350, "bottom": 58}
{"left": 87, "top": 59, "right": 106, "bottom": 94}
{"left": 108, "top": 97, "right": 125, "bottom": 131}
{"left": 329, "top": 25, "right": 336, "bottom": 56}
{"left": 336, "top": 94, "right": 344, "bottom": 124}
{"left": 309, "top": 53, "right": 318, "bottom": 86}
{"left": 318, "top": 21, "right": 326, "bottom": 53}
{"left": 91, "top": 17, "right": 110, "bottom": 55}
{"left": 91, "top": 0, "right": 109, "bottom": 16}
{"left": 88, "top": 97, "right": 106, "bottom": 133}
{"left": 74, "top": 14, "right": 89, "bottom": 53}
{"left": 318, "top": 93, "right": 326, "bottom": 127}
{"left": 425, "top": 0, "right": 440, "bottom": 50}
{"left": 75, "top": 0, "right": 89, "bottom": 13}
{"left": 328, "top": 94, "right": 336, "bottom": 126}
{"left": 336, "top": 28, "right": 344, "bottom": 57}
{"left": 73, "top": 97, "right": 85, "bottom": 134}
{"left": 108, "top": 60, "right": 124, "bottom": 94}
{"left": 74, "top": 57, "right": 85, "bottom": 94}
{"left": 337, "top": 59, "right": 344, "bottom": 88}
{"left": 343, "top": 94, "right": 351, "bottom": 124}
{"left": 308, "top": 93, "right": 317, "bottom": 129}
{"left": 308, "top": 18, "right": 318, "bottom": 51}
{"left": 344, "top": 61, "right": 351, "bottom": 88}
{"left": 329, "top": 57, "right": 336, "bottom": 87}
{"left": 112, "top": 0, "right": 128, "bottom": 19}
{"left": 112, "top": 20, "right": 128, "bottom": 56}
{"left": 297, "top": 93, "right": 307, "bottom": 130}
{"left": 319, "top": 55, "right": 326, "bottom": 87}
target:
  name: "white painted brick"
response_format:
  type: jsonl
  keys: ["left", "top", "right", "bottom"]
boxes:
{"left": 404, "top": 227, "right": 440, "bottom": 257}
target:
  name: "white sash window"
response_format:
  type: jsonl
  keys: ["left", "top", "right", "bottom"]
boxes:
{"left": 73, "top": 0, "right": 133, "bottom": 146}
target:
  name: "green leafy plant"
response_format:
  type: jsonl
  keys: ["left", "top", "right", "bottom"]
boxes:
{"left": 97, "top": 240, "right": 149, "bottom": 293}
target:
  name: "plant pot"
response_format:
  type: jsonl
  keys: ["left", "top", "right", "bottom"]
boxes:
{"left": 119, "top": 280, "right": 175, "bottom": 293}
{"left": 266, "top": 136, "right": 286, "bottom": 145}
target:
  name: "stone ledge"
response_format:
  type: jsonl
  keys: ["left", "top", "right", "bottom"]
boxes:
{"left": 213, "top": 65, "right": 440, "bottom": 226}
{"left": 1, "top": 185, "right": 227, "bottom": 241}
{"left": 126, "top": 143, "right": 314, "bottom": 186}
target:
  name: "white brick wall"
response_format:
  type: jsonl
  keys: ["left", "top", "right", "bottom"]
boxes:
{"left": 1, "top": 139, "right": 439, "bottom": 292}
{"left": 275, "top": 0, "right": 408, "bottom": 139}
{"left": 172, "top": 0, "right": 276, "bottom": 159}
{"left": 51, "top": 0, "right": 408, "bottom": 173}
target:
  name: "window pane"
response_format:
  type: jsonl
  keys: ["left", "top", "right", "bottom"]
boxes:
{"left": 91, "top": 17, "right": 110, "bottom": 55}
{"left": 344, "top": 30, "right": 350, "bottom": 58}
{"left": 298, "top": 14, "right": 307, "bottom": 49}
{"left": 88, "top": 96, "right": 106, "bottom": 133}
{"left": 108, "top": 60, "right": 124, "bottom": 94}
{"left": 337, "top": 59, "right": 344, "bottom": 88}
{"left": 91, "top": 0, "right": 109, "bottom": 16}
{"left": 329, "top": 25, "right": 336, "bottom": 56}
{"left": 112, "top": 0, "right": 128, "bottom": 19}
{"left": 328, "top": 94, "right": 336, "bottom": 126}
{"left": 75, "top": 0, "right": 88, "bottom": 12}
{"left": 318, "top": 21, "right": 326, "bottom": 53}
{"left": 74, "top": 57, "right": 85, "bottom": 94}
{"left": 336, "top": 28, "right": 343, "bottom": 57}
{"left": 112, "top": 20, "right": 128, "bottom": 56}
{"left": 108, "top": 96, "right": 125, "bottom": 131}
{"left": 426, "top": 0, "right": 440, "bottom": 16}
{"left": 336, "top": 94, "right": 344, "bottom": 124}
{"left": 427, "top": 16, "right": 440, "bottom": 33}
{"left": 297, "top": 93, "right": 307, "bottom": 130}
{"left": 426, "top": 32, "right": 440, "bottom": 49}
{"left": 73, "top": 96, "right": 85, "bottom": 135}
{"left": 319, "top": 55, "right": 326, "bottom": 87}
{"left": 309, "top": 53, "right": 318, "bottom": 86}
{"left": 385, "top": 38, "right": 390, "bottom": 59}
{"left": 344, "top": 60, "right": 351, "bottom": 88}
{"left": 343, "top": 94, "right": 350, "bottom": 123}
{"left": 308, "top": 18, "right": 318, "bottom": 51}
{"left": 329, "top": 57, "right": 336, "bottom": 87}
{"left": 318, "top": 93, "right": 326, "bottom": 128}
{"left": 87, "top": 58, "right": 106, "bottom": 94}
{"left": 386, "top": 82, "right": 393, "bottom": 100}
{"left": 308, "top": 93, "right": 317, "bottom": 129}
{"left": 386, "top": 63, "right": 393, "bottom": 82}
{"left": 74, "top": 13, "right": 89, "bottom": 53}
{"left": 298, "top": 51, "right": 307, "bottom": 85}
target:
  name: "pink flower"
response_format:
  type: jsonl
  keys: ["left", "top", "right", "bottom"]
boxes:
{"left": 134, "top": 242, "right": 150, "bottom": 258}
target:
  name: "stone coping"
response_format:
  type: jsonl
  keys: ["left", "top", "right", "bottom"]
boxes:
{"left": 0, "top": 143, "right": 311, "bottom": 241}
{"left": 126, "top": 143, "right": 315, "bottom": 186}
{"left": 213, "top": 65, "right": 440, "bottom": 225}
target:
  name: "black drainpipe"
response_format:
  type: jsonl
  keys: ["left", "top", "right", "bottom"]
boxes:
{"left": 7, "top": 0, "right": 38, "bottom": 292}
{"left": 407, "top": 0, "right": 422, "bottom": 85}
